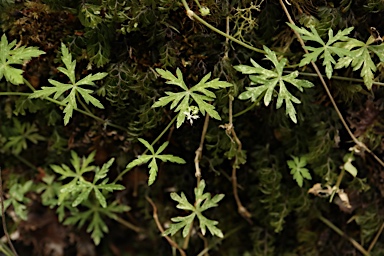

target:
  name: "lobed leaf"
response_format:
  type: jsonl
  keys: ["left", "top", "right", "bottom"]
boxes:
{"left": 154, "top": 68, "right": 232, "bottom": 128}
{"left": 236, "top": 46, "right": 314, "bottom": 123}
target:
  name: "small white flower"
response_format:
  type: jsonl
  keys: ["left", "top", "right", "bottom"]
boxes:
{"left": 183, "top": 106, "right": 200, "bottom": 125}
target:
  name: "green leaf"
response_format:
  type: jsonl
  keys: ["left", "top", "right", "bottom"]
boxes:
{"left": 287, "top": 156, "right": 312, "bottom": 187}
{"left": 235, "top": 46, "right": 314, "bottom": 123}
{"left": 78, "top": 3, "right": 103, "bottom": 28}
{"left": 2, "top": 181, "right": 33, "bottom": 220}
{"left": 0, "top": 34, "right": 45, "bottom": 85}
{"left": 153, "top": 68, "right": 232, "bottom": 128}
{"left": 3, "top": 119, "right": 45, "bottom": 154}
{"left": 50, "top": 151, "right": 124, "bottom": 208}
{"left": 124, "top": 138, "right": 186, "bottom": 186}
{"left": 335, "top": 37, "right": 384, "bottom": 90}
{"left": 29, "top": 43, "right": 107, "bottom": 125}
{"left": 63, "top": 200, "right": 129, "bottom": 245}
{"left": 288, "top": 24, "right": 353, "bottom": 78}
{"left": 164, "top": 180, "right": 224, "bottom": 238}
{"left": 13, "top": 96, "right": 45, "bottom": 116}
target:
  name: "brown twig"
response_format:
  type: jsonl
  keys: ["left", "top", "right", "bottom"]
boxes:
{"left": 0, "top": 169, "right": 18, "bottom": 256}
{"left": 221, "top": 99, "right": 252, "bottom": 224}
{"left": 194, "top": 114, "right": 210, "bottom": 183}
{"left": 222, "top": 10, "right": 252, "bottom": 224}
{"left": 145, "top": 196, "right": 186, "bottom": 256}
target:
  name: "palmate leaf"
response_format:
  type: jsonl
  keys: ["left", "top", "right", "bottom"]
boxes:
{"left": 287, "top": 156, "right": 312, "bottom": 187}
{"left": 334, "top": 37, "right": 384, "bottom": 90}
{"left": 1, "top": 180, "right": 33, "bottom": 220}
{"left": 163, "top": 180, "right": 224, "bottom": 238}
{"left": 153, "top": 68, "right": 232, "bottom": 128}
{"left": 50, "top": 151, "right": 124, "bottom": 208}
{"left": 30, "top": 43, "right": 107, "bottom": 125}
{"left": 72, "top": 158, "right": 125, "bottom": 208}
{"left": 123, "top": 138, "right": 186, "bottom": 185}
{"left": 288, "top": 23, "right": 353, "bottom": 78}
{"left": 0, "top": 34, "right": 45, "bottom": 85}
{"left": 63, "top": 200, "right": 129, "bottom": 245}
{"left": 3, "top": 119, "right": 45, "bottom": 154}
{"left": 235, "top": 46, "right": 314, "bottom": 123}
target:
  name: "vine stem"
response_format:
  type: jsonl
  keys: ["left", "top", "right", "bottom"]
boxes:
{"left": 279, "top": 0, "right": 384, "bottom": 169}
{"left": 318, "top": 215, "right": 370, "bottom": 256}
{"left": 146, "top": 196, "right": 186, "bottom": 256}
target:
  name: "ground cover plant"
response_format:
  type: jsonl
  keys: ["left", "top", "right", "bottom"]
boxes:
{"left": 1, "top": 0, "right": 384, "bottom": 255}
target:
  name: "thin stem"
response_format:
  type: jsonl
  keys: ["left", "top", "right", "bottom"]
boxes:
{"left": 113, "top": 215, "right": 144, "bottom": 233}
{"left": 334, "top": 167, "right": 345, "bottom": 190}
{"left": 318, "top": 215, "right": 370, "bottom": 256}
{"left": 0, "top": 92, "right": 31, "bottom": 97}
{"left": 286, "top": 71, "right": 384, "bottom": 87}
{"left": 233, "top": 101, "right": 258, "bottom": 117}
{"left": 279, "top": 0, "right": 384, "bottom": 169}
{"left": 23, "top": 78, "right": 35, "bottom": 92}
{"left": 0, "top": 169, "right": 18, "bottom": 256}
{"left": 180, "top": 0, "right": 265, "bottom": 54}
{"left": 146, "top": 196, "right": 186, "bottom": 256}
{"left": 368, "top": 222, "right": 384, "bottom": 252}
{"left": 149, "top": 115, "right": 177, "bottom": 150}
{"left": 193, "top": 0, "right": 202, "bottom": 9}
{"left": 40, "top": 94, "right": 127, "bottom": 131}
{"left": 76, "top": 92, "right": 93, "bottom": 116}
{"left": 12, "top": 154, "right": 38, "bottom": 171}
{"left": 182, "top": 222, "right": 193, "bottom": 250}
{"left": 0, "top": 243, "right": 13, "bottom": 256}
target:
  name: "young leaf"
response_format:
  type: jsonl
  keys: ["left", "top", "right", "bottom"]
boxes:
{"left": 287, "top": 23, "right": 353, "bottom": 78}
{"left": 3, "top": 119, "right": 45, "bottom": 154}
{"left": 124, "top": 138, "right": 186, "bottom": 185}
{"left": 342, "top": 154, "right": 358, "bottom": 177}
{"left": 163, "top": 180, "right": 224, "bottom": 238}
{"left": 0, "top": 34, "right": 45, "bottom": 85}
{"left": 235, "top": 45, "right": 314, "bottom": 123}
{"left": 335, "top": 37, "right": 384, "bottom": 90}
{"left": 287, "top": 156, "right": 312, "bottom": 187}
{"left": 153, "top": 68, "right": 232, "bottom": 128}
{"left": 29, "top": 43, "right": 107, "bottom": 125}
